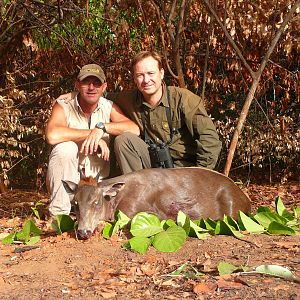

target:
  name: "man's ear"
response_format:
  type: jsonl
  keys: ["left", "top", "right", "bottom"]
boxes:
{"left": 160, "top": 68, "right": 164, "bottom": 80}
{"left": 100, "top": 82, "right": 107, "bottom": 94}
{"left": 74, "top": 80, "right": 80, "bottom": 91}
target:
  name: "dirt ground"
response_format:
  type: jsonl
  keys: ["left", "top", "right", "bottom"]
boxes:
{"left": 0, "top": 182, "right": 299, "bottom": 299}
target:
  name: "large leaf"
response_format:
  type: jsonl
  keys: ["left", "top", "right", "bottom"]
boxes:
{"left": 128, "top": 236, "right": 151, "bottom": 254}
{"left": 152, "top": 225, "right": 186, "bottom": 252}
{"left": 22, "top": 219, "right": 42, "bottom": 242}
{"left": 215, "top": 220, "right": 244, "bottom": 238}
{"left": 254, "top": 212, "right": 273, "bottom": 229}
{"left": 112, "top": 210, "right": 131, "bottom": 235}
{"left": 275, "top": 196, "right": 294, "bottom": 220}
{"left": 189, "top": 219, "right": 209, "bottom": 239}
{"left": 52, "top": 215, "right": 75, "bottom": 235}
{"left": 268, "top": 221, "right": 296, "bottom": 235}
{"left": 161, "top": 219, "right": 177, "bottom": 229}
{"left": 218, "top": 261, "right": 240, "bottom": 276}
{"left": 130, "top": 212, "right": 163, "bottom": 237}
{"left": 1, "top": 233, "right": 16, "bottom": 245}
{"left": 255, "top": 265, "right": 300, "bottom": 283}
{"left": 294, "top": 206, "right": 300, "bottom": 218}
{"left": 26, "top": 235, "right": 40, "bottom": 245}
{"left": 102, "top": 223, "right": 113, "bottom": 239}
{"left": 238, "top": 212, "right": 265, "bottom": 233}
{"left": 223, "top": 215, "right": 240, "bottom": 230}
{"left": 201, "top": 218, "right": 217, "bottom": 231}
{"left": 177, "top": 211, "right": 191, "bottom": 235}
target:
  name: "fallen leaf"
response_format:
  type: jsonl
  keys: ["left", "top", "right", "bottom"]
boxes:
{"left": 217, "top": 276, "right": 245, "bottom": 289}
{"left": 193, "top": 282, "right": 217, "bottom": 294}
{"left": 99, "top": 291, "right": 117, "bottom": 299}
{"left": 202, "top": 258, "right": 212, "bottom": 272}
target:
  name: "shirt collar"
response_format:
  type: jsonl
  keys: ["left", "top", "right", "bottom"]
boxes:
{"left": 137, "top": 83, "right": 169, "bottom": 109}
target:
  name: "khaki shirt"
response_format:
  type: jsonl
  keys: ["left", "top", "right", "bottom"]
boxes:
{"left": 58, "top": 95, "right": 113, "bottom": 179}
{"left": 108, "top": 85, "right": 222, "bottom": 169}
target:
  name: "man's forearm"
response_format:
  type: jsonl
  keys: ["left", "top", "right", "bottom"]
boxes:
{"left": 46, "top": 126, "right": 92, "bottom": 145}
{"left": 105, "top": 120, "right": 140, "bottom": 136}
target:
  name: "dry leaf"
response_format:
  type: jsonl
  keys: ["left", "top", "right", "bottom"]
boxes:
{"left": 193, "top": 282, "right": 217, "bottom": 294}
{"left": 99, "top": 291, "right": 117, "bottom": 299}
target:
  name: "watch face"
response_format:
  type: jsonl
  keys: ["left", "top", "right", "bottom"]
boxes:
{"left": 96, "top": 122, "right": 106, "bottom": 132}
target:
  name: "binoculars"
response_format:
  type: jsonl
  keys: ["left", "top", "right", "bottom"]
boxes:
{"left": 148, "top": 142, "right": 174, "bottom": 168}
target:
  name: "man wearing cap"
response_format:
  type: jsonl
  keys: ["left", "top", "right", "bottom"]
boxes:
{"left": 45, "top": 63, "right": 140, "bottom": 216}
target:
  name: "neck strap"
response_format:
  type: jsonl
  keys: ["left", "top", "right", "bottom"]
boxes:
{"left": 141, "top": 86, "right": 174, "bottom": 144}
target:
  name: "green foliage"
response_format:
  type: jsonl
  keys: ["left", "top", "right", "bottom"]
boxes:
{"left": 31, "top": 201, "right": 44, "bottom": 220}
{"left": 218, "top": 261, "right": 250, "bottom": 275}
{"left": 2, "top": 219, "right": 42, "bottom": 245}
{"left": 51, "top": 215, "right": 76, "bottom": 235}
{"left": 217, "top": 261, "right": 300, "bottom": 283}
{"left": 103, "top": 197, "right": 300, "bottom": 254}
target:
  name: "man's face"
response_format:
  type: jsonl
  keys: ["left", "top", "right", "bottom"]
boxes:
{"left": 133, "top": 56, "right": 164, "bottom": 98}
{"left": 75, "top": 76, "right": 105, "bottom": 105}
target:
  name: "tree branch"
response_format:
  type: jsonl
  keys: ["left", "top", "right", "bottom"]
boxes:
{"left": 202, "top": 0, "right": 255, "bottom": 78}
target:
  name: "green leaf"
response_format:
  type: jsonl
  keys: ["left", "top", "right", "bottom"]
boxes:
{"left": 152, "top": 225, "right": 186, "bottom": 253}
{"left": 254, "top": 212, "right": 273, "bottom": 229}
{"left": 128, "top": 236, "right": 151, "bottom": 254}
{"left": 294, "top": 206, "right": 300, "bottom": 218}
{"left": 102, "top": 223, "right": 113, "bottom": 239}
{"left": 111, "top": 210, "right": 130, "bottom": 235}
{"left": 26, "top": 235, "right": 40, "bottom": 245}
{"left": 1, "top": 233, "right": 16, "bottom": 245}
{"left": 223, "top": 215, "right": 240, "bottom": 230}
{"left": 275, "top": 196, "right": 294, "bottom": 220}
{"left": 115, "top": 210, "right": 131, "bottom": 229}
{"left": 52, "top": 215, "right": 75, "bottom": 234}
{"left": 202, "top": 218, "right": 217, "bottom": 231}
{"left": 255, "top": 265, "right": 300, "bottom": 282}
{"left": 238, "top": 212, "right": 265, "bottom": 233}
{"left": 268, "top": 221, "right": 296, "bottom": 235}
{"left": 218, "top": 261, "right": 240, "bottom": 276}
{"left": 19, "top": 220, "right": 42, "bottom": 243}
{"left": 257, "top": 206, "right": 272, "bottom": 213}
{"left": 215, "top": 220, "right": 244, "bottom": 238}
{"left": 177, "top": 211, "right": 191, "bottom": 235}
{"left": 130, "top": 212, "right": 163, "bottom": 237}
{"left": 188, "top": 219, "right": 209, "bottom": 239}
{"left": 161, "top": 219, "right": 177, "bottom": 229}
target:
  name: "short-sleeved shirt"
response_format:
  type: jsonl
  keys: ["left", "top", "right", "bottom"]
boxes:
{"left": 108, "top": 85, "right": 222, "bottom": 169}
{"left": 57, "top": 95, "right": 113, "bottom": 178}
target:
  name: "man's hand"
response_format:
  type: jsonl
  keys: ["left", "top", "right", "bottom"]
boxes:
{"left": 80, "top": 128, "right": 109, "bottom": 159}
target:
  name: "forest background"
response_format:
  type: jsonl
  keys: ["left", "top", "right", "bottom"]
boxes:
{"left": 0, "top": 0, "right": 299, "bottom": 192}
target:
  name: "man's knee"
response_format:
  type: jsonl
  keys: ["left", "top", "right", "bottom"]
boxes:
{"left": 114, "top": 132, "right": 138, "bottom": 150}
{"left": 49, "top": 141, "right": 79, "bottom": 160}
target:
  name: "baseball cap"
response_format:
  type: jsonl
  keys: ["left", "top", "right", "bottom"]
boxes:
{"left": 77, "top": 64, "right": 106, "bottom": 83}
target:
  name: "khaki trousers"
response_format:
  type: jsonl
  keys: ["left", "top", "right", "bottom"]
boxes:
{"left": 114, "top": 132, "right": 151, "bottom": 174}
{"left": 47, "top": 142, "right": 80, "bottom": 216}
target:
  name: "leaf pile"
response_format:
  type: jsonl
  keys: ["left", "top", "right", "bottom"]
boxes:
{"left": 103, "top": 196, "right": 300, "bottom": 253}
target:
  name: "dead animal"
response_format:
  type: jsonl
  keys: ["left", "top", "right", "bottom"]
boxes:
{"left": 63, "top": 167, "right": 251, "bottom": 239}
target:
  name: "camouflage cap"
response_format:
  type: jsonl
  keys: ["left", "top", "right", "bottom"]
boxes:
{"left": 77, "top": 64, "right": 106, "bottom": 83}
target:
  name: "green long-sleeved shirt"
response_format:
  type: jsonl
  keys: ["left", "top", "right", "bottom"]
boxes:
{"left": 108, "top": 85, "right": 222, "bottom": 169}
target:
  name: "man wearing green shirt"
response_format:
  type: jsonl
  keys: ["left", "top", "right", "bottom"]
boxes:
{"left": 110, "top": 51, "right": 222, "bottom": 173}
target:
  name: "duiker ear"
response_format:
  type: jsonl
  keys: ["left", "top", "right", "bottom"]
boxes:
{"left": 62, "top": 180, "right": 78, "bottom": 195}
{"left": 102, "top": 182, "right": 125, "bottom": 201}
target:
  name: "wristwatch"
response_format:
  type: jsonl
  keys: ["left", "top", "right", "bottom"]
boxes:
{"left": 95, "top": 122, "right": 107, "bottom": 133}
